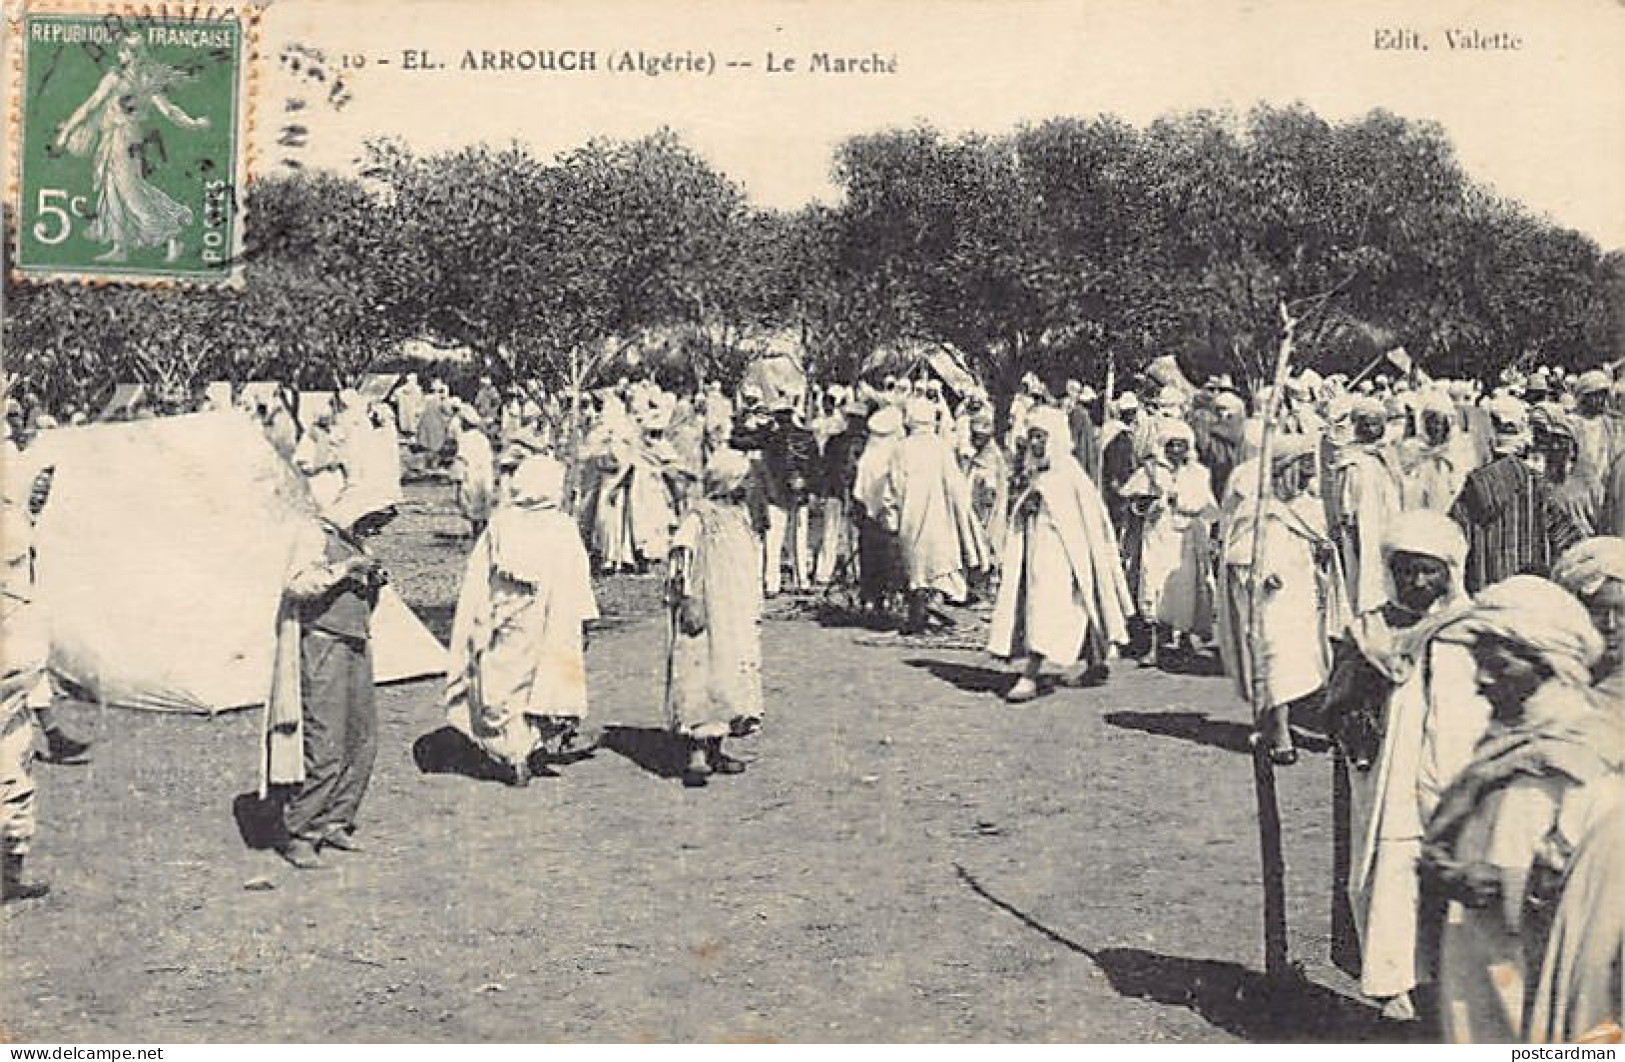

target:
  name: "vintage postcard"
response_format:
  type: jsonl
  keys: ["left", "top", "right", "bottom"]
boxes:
{"left": 1, "top": 0, "right": 1622, "bottom": 1048}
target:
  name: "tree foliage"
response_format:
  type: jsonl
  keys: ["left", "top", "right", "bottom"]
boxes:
{"left": 4, "top": 107, "right": 1618, "bottom": 412}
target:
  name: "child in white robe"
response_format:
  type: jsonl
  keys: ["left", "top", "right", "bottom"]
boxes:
{"left": 665, "top": 450, "right": 764, "bottom": 786}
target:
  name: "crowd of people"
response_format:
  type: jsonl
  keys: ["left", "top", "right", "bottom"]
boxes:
{"left": 2, "top": 353, "right": 1622, "bottom": 1043}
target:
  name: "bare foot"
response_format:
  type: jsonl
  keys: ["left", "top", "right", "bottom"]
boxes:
{"left": 94, "top": 245, "right": 128, "bottom": 263}
{"left": 165, "top": 237, "right": 183, "bottom": 262}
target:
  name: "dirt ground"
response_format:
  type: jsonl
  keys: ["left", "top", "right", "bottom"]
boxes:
{"left": 1, "top": 479, "right": 1427, "bottom": 1043}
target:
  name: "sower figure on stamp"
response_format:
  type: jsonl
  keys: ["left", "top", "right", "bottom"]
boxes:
{"left": 53, "top": 32, "right": 211, "bottom": 264}
{"left": 262, "top": 480, "right": 390, "bottom": 870}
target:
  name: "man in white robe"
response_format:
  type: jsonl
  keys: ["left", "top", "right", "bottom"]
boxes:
{"left": 1400, "top": 389, "right": 1467, "bottom": 513}
{"left": 665, "top": 450, "right": 763, "bottom": 785}
{"left": 889, "top": 397, "right": 988, "bottom": 633}
{"left": 853, "top": 406, "right": 906, "bottom": 615}
{"left": 1, "top": 471, "right": 51, "bottom": 901}
{"left": 963, "top": 410, "right": 1010, "bottom": 584}
{"left": 445, "top": 457, "right": 598, "bottom": 786}
{"left": 393, "top": 373, "right": 424, "bottom": 436}
{"left": 1219, "top": 434, "right": 1345, "bottom": 762}
{"left": 449, "top": 404, "right": 496, "bottom": 538}
{"left": 1121, "top": 418, "right": 1216, "bottom": 657}
{"left": 1329, "top": 510, "right": 1485, "bottom": 1020}
{"left": 1328, "top": 397, "right": 1405, "bottom": 622}
{"left": 988, "top": 407, "right": 1134, "bottom": 702}
{"left": 581, "top": 398, "right": 679, "bottom": 573}
{"left": 1571, "top": 370, "right": 1622, "bottom": 482}
{"left": 1421, "top": 578, "right": 1614, "bottom": 1043}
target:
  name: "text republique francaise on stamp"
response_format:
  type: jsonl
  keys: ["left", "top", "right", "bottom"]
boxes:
{"left": 10, "top": 4, "right": 253, "bottom": 285}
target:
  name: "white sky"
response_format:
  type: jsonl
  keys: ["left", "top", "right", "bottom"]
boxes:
{"left": 250, "top": 0, "right": 1618, "bottom": 251}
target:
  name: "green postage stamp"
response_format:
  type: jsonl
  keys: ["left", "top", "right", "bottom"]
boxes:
{"left": 10, "top": 4, "right": 253, "bottom": 284}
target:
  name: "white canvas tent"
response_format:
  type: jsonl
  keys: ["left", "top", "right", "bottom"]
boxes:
{"left": 29, "top": 412, "right": 444, "bottom": 713}
{"left": 740, "top": 331, "right": 808, "bottom": 410}
{"left": 861, "top": 341, "right": 984, "bottom": 398}
{"left": 398, "top": 338, "right": 474, "bottom": 363}
{"left": 358, "top": 373, "right": 402, "bottom": 403}
{"left": 97, "top": 383, "right": 147, "bottom": 421}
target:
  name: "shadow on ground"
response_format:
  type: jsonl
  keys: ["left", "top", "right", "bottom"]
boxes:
{"left": 597, "top": 725, "right": 692, "bottom": 780}
{"left": 230, "top": 791, "right": 286, "bottom": 850}
{"left": 411, "top": 725, "right": 512, "bottom": 783}
{"left": 903, "top": 657, "right": 1014, "bottom": 696}
{"left": 813, "top": 601, "right": 897, "bottom": 632}
{"left": 1104, "top": 710, "right": 1256, "bottom": 755}
{"left": 953, "top": 864, "right": 1420, "bottom": 1043}
{"left": 1151, "top": 651, "right": 1227, "bottom": 677}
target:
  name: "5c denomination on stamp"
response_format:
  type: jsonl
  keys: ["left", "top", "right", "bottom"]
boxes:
{"left": 10, "top": 3, "right": 255, "bottom": 284}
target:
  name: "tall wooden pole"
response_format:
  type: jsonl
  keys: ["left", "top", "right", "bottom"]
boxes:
{"left": 1245, "top": 302, "right": 1298, "bottom": 981}
{"left": 1096, "top": 349, "right": 1115, "bottom": 486}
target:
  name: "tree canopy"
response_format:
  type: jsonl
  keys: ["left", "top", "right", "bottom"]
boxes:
{"left": 5, "top": 106, "right": 1619, "bottom": 411}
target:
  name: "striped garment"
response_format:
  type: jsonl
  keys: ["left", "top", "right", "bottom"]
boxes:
{"left": 1449, "top": 456, "right": 1585, "bottom": 593}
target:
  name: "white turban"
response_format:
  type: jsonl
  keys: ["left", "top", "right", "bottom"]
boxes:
{"left": 1417, "top": 389, "right": 1455, "bottom": 419}
{"left": 1157, "top": 418, "right": 1195, "bottom": 447}
{"left": 1268, "top": 431, "right": 1316, "bottom": 468}
{"left": 1440, "top": 575, "right": 1603, "bottom": 690}
{"left": 1384, "top": 509, "right": 1468, "bottom": 570}
{"left": 703, "top": 447, "right": 753, "bottom": 496}
{"left": 1551, "top": 537, "right": 1625, "bottom": 600}
{"left": 509, "top": 455, "right": 566, "bottom": 509}
{"left": 1027, "top": 405, "right": 1070, "bottom": 444}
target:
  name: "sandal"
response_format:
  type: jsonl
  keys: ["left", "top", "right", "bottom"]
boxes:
{"left": 1004, "top": 676, "right": 1039, "bottom": 703}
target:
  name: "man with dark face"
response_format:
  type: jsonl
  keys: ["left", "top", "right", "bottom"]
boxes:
{"left": 1218, "top": 436, "right": 1341, "bottom": 764}
{"left": 1421, "top": 576, "right": 1609, "bottom": 1044}
{"left": 1532, "top": 407, "right": 1603, "bottom": 538}
{"left": 1324, "top": 510, "right": 1484, "bottom": 1022}
{"left": 1120, "top": 420, "right": 1216, "bottom": 660}
{"left": 811, "top": 395, "right": 869, "bottom": 586}
{"left": 729, "top": 392, "right": 817, "bottom": 596}
{"left": 1549, "top": 537, "right": 1625, "bottom": 697}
